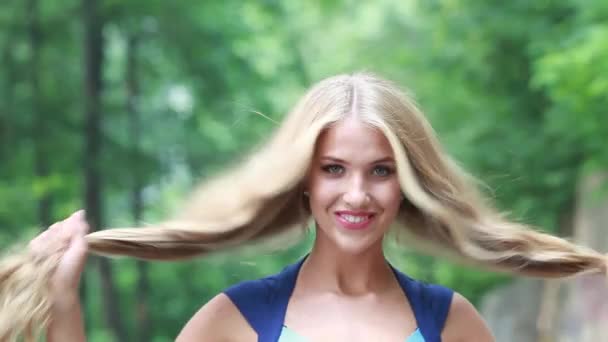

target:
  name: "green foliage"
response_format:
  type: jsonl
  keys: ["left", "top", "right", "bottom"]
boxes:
{"left": 1, "top": 0, "right": 607, "bottom": 338}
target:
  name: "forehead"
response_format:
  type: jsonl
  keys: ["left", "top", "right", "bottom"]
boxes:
{"left": 314, "top": 118, "right": 394, "bottom": 161}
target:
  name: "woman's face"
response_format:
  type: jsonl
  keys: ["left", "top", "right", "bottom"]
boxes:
{"left": 306, "top": 118, "right": 402, "bottom": 254}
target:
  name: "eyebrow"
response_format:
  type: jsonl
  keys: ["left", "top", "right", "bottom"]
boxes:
{"left": 320, "top": 156, "right": 395, "bottom": 164}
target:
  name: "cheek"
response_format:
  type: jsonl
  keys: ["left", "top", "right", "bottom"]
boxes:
{"left": 307, "top": 169, "right": 337, "bottom": 206}
{"left": 375, "top": 181, "right": 402, "bottom": 213}
{"left": 308, "top": 178, "right": 337, "bottom": 211}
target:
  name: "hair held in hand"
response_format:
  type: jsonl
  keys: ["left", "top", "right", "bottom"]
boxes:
{"left": 1, "top": 73, "right": 607, "bottom": 341}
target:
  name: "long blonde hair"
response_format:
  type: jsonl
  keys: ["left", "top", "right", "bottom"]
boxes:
{"left": 1, "top": 72, "right": 607, "bottom": 341}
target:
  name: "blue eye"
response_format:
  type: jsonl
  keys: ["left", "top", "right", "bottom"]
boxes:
{"left": 373, "top": 165, "right": 393, "bottom": 177}
{"left": 322, "top": 164, "right": 344, "bottom": 174}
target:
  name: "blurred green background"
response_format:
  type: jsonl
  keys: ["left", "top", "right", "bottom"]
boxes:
{"left": 1, "top": 0, "right": 607, "bottom": 341}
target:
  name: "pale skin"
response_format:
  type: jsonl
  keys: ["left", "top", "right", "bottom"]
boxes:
{"left": 35, "top": 117, "right": 494, "bottom": 341}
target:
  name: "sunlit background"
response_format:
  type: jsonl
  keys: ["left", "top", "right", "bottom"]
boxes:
{"left": 1, "top": 0, "right": 607, "bottom": 341}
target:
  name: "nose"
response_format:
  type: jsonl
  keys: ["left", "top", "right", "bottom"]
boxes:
{"left": 342, "top": 174, "right": 370, "bottom": 208}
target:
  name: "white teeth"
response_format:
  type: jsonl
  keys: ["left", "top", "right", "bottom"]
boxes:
{"left": 341, "top": 214, "right": 368, "bottom": 223}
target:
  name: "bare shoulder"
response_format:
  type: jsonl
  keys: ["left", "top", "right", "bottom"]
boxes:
{"left": 441, "top": 292, "right": 495, "bottom": 342}
{"left": 176, "top": 293, "right": 256, "bottom": 342}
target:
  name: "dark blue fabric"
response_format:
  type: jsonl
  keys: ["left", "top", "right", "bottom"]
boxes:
{"left": 224, "top": 257, "right": 453, "bottom": 342}
{"left": 391, "top": 268, "right": 453, "bottom": 342}
{"left": 224, "top": 260, "right": 302, "bottom": 342}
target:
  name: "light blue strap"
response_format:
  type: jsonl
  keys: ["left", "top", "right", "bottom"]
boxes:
{"left": 278, "top": 326, "right": 308, "bottom": 342}
{"left": 407, "top": 329, "right": 425, "bottom": 342}
{"left": 278, "top": 326, "right": 424, "bottom": 342}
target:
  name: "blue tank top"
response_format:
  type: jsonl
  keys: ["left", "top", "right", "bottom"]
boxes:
{"left": 278, "top": 325, "right": 424, "bottom": 342}
{"left": 224, "top": 256, "right": 453, "bottom": 342}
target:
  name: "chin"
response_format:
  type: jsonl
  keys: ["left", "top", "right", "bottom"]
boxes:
{"left": 324, "top": 228, "right": 384, "bottom": 256}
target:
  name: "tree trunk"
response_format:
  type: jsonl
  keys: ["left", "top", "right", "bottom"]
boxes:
{"left": 27, "top": 0, "right": 53, "bottom": 228}
{"left": 83, "top": 0, "right": 127, "bottom": 340}
{"left": 126, "top": 33, "right": 151, "bottom": 342}
{"left": 536, "top": 200, "right": 574, "bottom": 342}
{"left": 0, "top": 19, "right": 16, "bottom": 161}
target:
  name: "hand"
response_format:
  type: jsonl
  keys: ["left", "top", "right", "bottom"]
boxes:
{"left": 29, "top": 210, "right": 90, "bottom": 310}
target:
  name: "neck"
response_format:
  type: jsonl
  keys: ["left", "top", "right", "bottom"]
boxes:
{"left": 299, "top": 234, "right": 396, "bottom": 296}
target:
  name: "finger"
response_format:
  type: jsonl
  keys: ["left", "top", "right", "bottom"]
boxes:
{"left": 59, "top": 210, "right": 84, "bottom": 241}
{"left": 72, "top": 236, "right": 89, "bottom": 274}
{"left": 47, "top": 221, "right": 67, "bottom": 246}
{"left": 32, "top": 229, "right": 50, "bottom": 243}
{"left": 77, "top": 213, "right": 90, "bottom": 236}
{"left": 29, "top": 230, "right": 50, "bottom": 253}
{"left": 69, "top": 210, "right": 89, "bottom": 239}
{"left": 48, "top": 221, "right": 63, "bottom": 233}
{"left": 67, "top": 210, "right": 85, "bottom": 224}
{"left": 55, "top": 210, "right": 81, "bottom": 229}
{"left": 46, "top": 215, "right": 76, "bottom": 250}
{"left": 32, "top": 220, "right": 63, "bottom": 245}
{"left": 58, "top": 235, "right": 89, "bottom": 288}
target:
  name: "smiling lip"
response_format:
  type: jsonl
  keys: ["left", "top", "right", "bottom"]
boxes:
{"left": 334, "top": 210, "right": 375, "bottom": 230}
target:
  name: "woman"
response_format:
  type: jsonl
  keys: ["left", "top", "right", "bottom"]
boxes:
{"left": 2, "top": 73, "right": 607, "bottom": 342}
